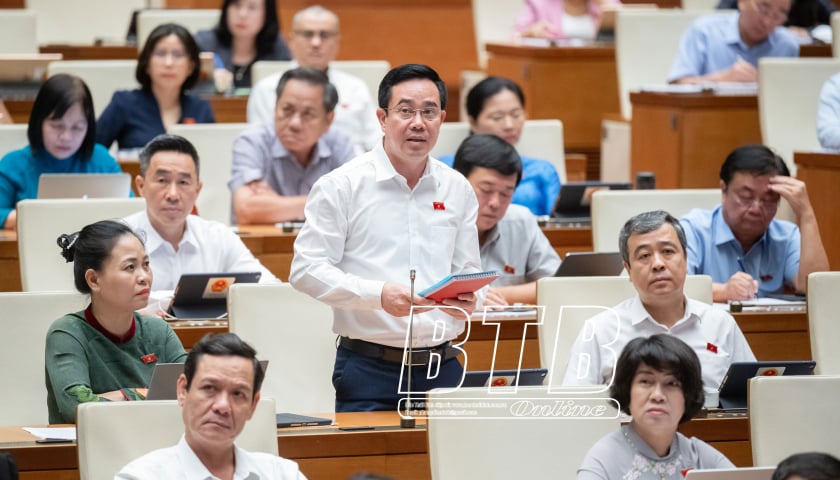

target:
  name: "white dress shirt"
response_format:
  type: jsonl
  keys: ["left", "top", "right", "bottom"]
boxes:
{"left": 289, "top": 142, "right": 483, "bottom": 348}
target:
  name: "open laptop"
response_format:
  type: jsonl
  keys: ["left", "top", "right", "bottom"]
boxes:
{"left": 168, "top": 272, "right": 261, "bottom": 319}
{"left": 37, "top": 173, "right": 132, "bottom": 199}
{"left": 462, "top": 368, "right": 548, "bottom": 388}
{"left": 146, "top": 361, "right": 268, "bottom": 400}
{"left": 555, "top": 252, "right": 624, "bottom": 276}
{"left": 717, "top": 360, "right": 816, "bottom": 410}
{"left": 551, "top": 181, "right": 632, "bottom": 224}
{"left": 684, "top": 467, "right": 775, "bottom": 480}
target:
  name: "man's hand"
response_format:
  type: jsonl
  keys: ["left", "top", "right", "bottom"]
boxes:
{"left": 484, "top": 288, "right": 509, "bottom": 306}
{"left": 724, "top": 271, "right": 759, "bottom": 300}
{"left": 768, "top": 176, "right": 814, "bottom": 220}
{"left": 381, "top": 282, "right": 437, "bottom": 317}
{"left": 724, "top": 58, "right": 758, "bottom": 83}
{"left": 440, "top": 292, "right": 477, "bottom": 320}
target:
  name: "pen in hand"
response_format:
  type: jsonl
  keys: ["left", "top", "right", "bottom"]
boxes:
{"left": 737, "top": 258, "right": 758, "bottom": 299}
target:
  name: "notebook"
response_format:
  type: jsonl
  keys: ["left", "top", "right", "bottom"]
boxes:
{"left": 551, "top": 181, "right": 632, "bottom": 224}
{"left": 554, "top": 252, "right": 624, "bottom": 276}
{"left": 462, "top": 368, "right": 548, "bottom": 388}
{"left": 168, "top": 272, "right": 261, "bottom": 319}
{"left": 418, "top": 271, "right": 499, "bottom": 302}
{"left": 683, "top": 467, "right": 775, "bottom": 480}
{"left": 146, "top": 361, "right": 268, "bottom": 400}
{"left": 37, "top": 173, "right": 132, "bottom": 199}
{"left": 717, "top": 360, "right": 816, "bottom": 410}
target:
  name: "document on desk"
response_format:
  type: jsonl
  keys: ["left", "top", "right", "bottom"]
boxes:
{"left": 23, "top": 426, "right": 76, "bottom": 441}
{"left": 640, "top": 84, "right": 711, "bottom": 94}
{"left": 713, "top": 297, "right": 806, "bottom": 313}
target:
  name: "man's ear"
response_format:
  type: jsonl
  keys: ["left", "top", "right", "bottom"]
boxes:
{"left": 246, "top": 391, "right": 261, "bottom": 421}
{"left": 623, "top": 261, "right": 631, "bottom": 277}
{"left": 376, "top": 108, "right": 387, "bottom": 131}
{"left": 135, "top": 175, "right": 145, "bottom": 197}
{"left": 176, "top": 373, "right": 188, "bottom": 406}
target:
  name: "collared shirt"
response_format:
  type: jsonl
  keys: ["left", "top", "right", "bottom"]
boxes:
{"left": 115, "top": 435, "right": 306, "bottom": 480}
{"left": 817, "top": 72, "right": 840, "bottom": 150}
{"left": 480, "top": 204, "right": 561, "bottom": 287}
{"left": 246, "top": 64, "right": 381, "bottom": 152}
{"left": 289, "top": 142, "right": 483, "bottom": 348}
{"left": 667, "top": 12, "right": 799, "bottom": 82}
{"left": 680, "top": 205, "right": 799, "bottom": 296}
{"left": 123, "top": 210, "right": 278, "bottom": 293}
{"left": 562, "top": 296, "right": 755, "bottom": 389}
{"left": 228, "top": 122, "right": 356, "bottom": 199}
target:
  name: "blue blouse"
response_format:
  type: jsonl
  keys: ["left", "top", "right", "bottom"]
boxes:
{"left": 0, "top": 144, "right": 123, "bottom": 225}
{"left": 439, "top": 153, "right": 561, "bottom": 216}
{"left": 95, "top": 89, "right": 215, "bottom": 150}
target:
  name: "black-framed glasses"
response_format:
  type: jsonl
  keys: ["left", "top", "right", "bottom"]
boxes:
{"left": 385, "top": 106, "right": 442, "bottom": 122}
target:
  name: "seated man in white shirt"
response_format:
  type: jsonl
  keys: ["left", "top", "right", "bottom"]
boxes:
{"left": 451, "top": 133, "right": 560, "bottom": 305}
{"left": 124, "top": 134, "right": 277, "bottom": 307}
{"left": 247, "top": 5, "right": 380, "bottom": 152}
{"left": 562, "top": 210, "right": 755, "bottom": 390}
{"left": 116, "top": 333, "right": 306, "bottom": 480}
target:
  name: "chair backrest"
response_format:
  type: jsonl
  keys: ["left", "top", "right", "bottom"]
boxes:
{"left": 17, "top": 198, "right": 146, "bottom": 292}
{"left": 46, "top": 60, "right": 139, "bottom": 117}
{"left": 250, "top": 59, "right": 390, "bottom": 102}
{"left": 0, "top": 292, "right": 87, "bottom": 426}
{"left": 27, "top": 0, "right": 144, "bottom": 45}
{"left": 471, "top": 0, "right": 523, "bottom": 69}
{"left": 758, "top": 57, "right": 840, "bottom": 175}
{"left": 749, "top": 375, "right": 840, "bottom": 466}
{"left": 591, "top": 188, "right": 721, "bottom": 252}
{"left": 808, "top": 272, "right": 840, "bottom": 375}
{"left": 0, "top": 10, "right": 37, "bottom": 54}
{"left": 430, "top": 120, "right": 568, "bottom": 183}
{"left": 832, "top": 11, "right": 840, "bottom": 59}
{"left": 168, "top": 123, "right": 248, "bottom": 225}
{"left": 77, "top": 397, "right": 278, "bottom": 480}
{"left": 227, "top": 284, "right": 336, "bottom": 413}
{"left": 0, "top": 124, "right": 28, "bottom": 158}
{"left": 427, "top": 385, "right": 619, "bottom": 479}
{"left": 136, "top": 9, "right": 221, "bottom": 51}
{"left": 615, "top": 9, "right": 703, "bottom": 119}
{"left": 536, "top": 275, "right": 713, "bottom": 384}
{"left": 681, "top": 0, "right": 720, "bottom": 10}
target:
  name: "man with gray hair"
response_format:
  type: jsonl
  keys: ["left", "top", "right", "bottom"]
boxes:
{"left": 230, "top": 67, "right": 356, "bottom": 224}
{"left": 562, "top": 210, "right": 755, "bottom": 390}
{"left": 247, "top": 5, "right": 380, "bottom": 152}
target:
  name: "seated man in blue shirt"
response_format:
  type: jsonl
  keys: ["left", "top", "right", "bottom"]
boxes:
{"left": 668, "top": 0, "right": 798, "bottom": 84}
{"left": 680, "top": 145, "right": 828, "bottom": 302}
{"left": 451, "top": 134, "right": 560, "bottom": 305}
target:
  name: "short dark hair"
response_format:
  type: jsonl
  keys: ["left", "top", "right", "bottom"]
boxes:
{"left": 378, "top": 64, "right": 447, "bottom": 110}
{"left": 465, "top": 76, "right": 525, "bottom": 121}
{"left": 28, "top": 73, "right": 96, "bottom": 159}
{"left": 57, "top": 220, "right": 144, "bottom": 294}
{"left": 274, "top": 67, "right": 339, "bottom": 113}
{"left": 720, "top": 144, "right": 790, "bottom": 186}
{"left": 610, "top": 334, "right": 704, "bottom": 424}
{"left": 184, "top": 333, "right": 265, "bottom": 396}
{"left": 138, "top": 134, "right": 200, "bottom": 178}
{"left": 136, "top": 23, "right": 201, "bottom": 93}
{"left": 452, "top": 134, "right": 522, "bottom": 186}
{"left": 215, "top": 0, "right": 280, "bottom": 58}
{"left": 772, "top": 452, "right": 840, "bottom": 480}
{"left": 619, "top": 210, "right": 687, "bottom": 265}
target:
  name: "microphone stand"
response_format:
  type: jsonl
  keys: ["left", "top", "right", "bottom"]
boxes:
{"left": 400, "top": 269, "right": 416, "bottom": 429}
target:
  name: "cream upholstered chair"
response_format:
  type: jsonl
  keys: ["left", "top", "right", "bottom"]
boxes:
{"left": 0, "top": 124, "right": 27, "bottom": 158}
{"left": 749, "top": 375, "right": 840, "bottom": 466}
{"left": 536, "top": 275, "right": 713, "bottom": 385}
{"left": 227, "top": 284, "right": 336, "bottom": 413}
{"left": 136, "top": 9, "right": 220, "bottom": 50}
{"left": 168, "top": 123, "right": 248, "bottom": 225}
{"left": 471, "top": 0, "right": 523, "bottom": 69}
{"left": 758, "top": 57, "right": 840, "bottom": 175}
{"left": 251, "top": 60, "right": 390, "bottom": 101}
{"left": 808, "top": 272, "right": 840, "bottom": 375}
{"left": 427, "top": 385, "right": 620, "bottom": 479}
{"left": 46, "top": 60, "right": 138, "bottom": 117}
{"left": 832, "top": 11, "right": 840, "bottom": 59}
{"left": 590, "top": 189, "right": 721, "bottom": 252}
{"left": 0, "top": 292, "right": 87, "bottom": 426}
{"left": 27, "top": 0, "right": 144, "bottom": 45}
{"left": 430, "top": 120, "right": 568, "bottom": 184}
{"left": 17, "top": 198, "right": 146, "bottom": 292}
{"left": 0, "top": 10, "right": 37, "bottom": 54}
{"left": 77, "top": 398, "right": 278, "bottom": 480}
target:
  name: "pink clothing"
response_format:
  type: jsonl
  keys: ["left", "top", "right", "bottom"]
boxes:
{"left": 513, "top": 0, "right": 620, "bottom": 40}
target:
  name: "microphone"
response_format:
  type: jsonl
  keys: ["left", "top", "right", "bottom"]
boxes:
{"left": 401, "top": 268, "right": 417, "bottom": 429}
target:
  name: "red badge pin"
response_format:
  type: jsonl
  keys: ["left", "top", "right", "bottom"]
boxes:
{"left": 433, "top": 202, "right": 445, "bottom": 211}
{"left": 681, "top": 468, "right": 694, "bottom": 477}
{"left": 183, "top": 117, "right": 196, "bottom": 125}
{"left": 706, "top": 342, "right": 718, "bottom": 354}
{"left": 141, "top": 353, "right": 158, "bottom": 364}
{"left": 504, "top": 264, "right": 515, "bottom": 274}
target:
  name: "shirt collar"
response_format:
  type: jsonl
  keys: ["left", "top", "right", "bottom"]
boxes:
{"left": 723, "top": 13, "right": 744, "bottom": 48}
{"left": 177, "top": 436, "right": 255, "bottom": 480}
{"left": 138, "top": 211, "right": 196, "bottom": 253}
{"left": 270, "top": 132, "right": 335, "bottom": 169}
{"left": 628, "top": 295, "right": 700, "bottom": 328}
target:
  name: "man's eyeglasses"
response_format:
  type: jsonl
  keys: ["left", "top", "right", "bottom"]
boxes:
{"left": 294, "top": 30, "right": 339, "bottom": 41}
{"left": 385, "top": 106, "right": 442, "bottom": 122}
{"left": 730, "top": 191, "right": 780, "bottom": 211}
{"left": 752, "top": 0, "right": 789, "bottom": 23}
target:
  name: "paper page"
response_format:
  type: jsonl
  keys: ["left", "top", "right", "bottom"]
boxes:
{"left": 23, "top": 427, "right": 76, "bottom": 440}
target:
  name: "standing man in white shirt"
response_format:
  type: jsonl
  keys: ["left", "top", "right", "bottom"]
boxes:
{"left": 247, "top": 5, "right": 380, "bottom": 152}
{"left": 290, "top": 64, "right": 482, "bottom": 412}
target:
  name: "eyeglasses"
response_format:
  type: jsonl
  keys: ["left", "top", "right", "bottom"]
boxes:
{"left": 276, "top": 105, "right": 323, "bottom": 123}
{"left": 730, "top": 191, "right": 780, "bottom": 211}
{"left": 152, "top": 49, "right": 188, "bottom": 62}
{"left": 485, "top": 108, "right": 525, "bottom": 124}
{"left": 751, "top": 0, "right": 789, "bottom": 23}
{"left": 294, "top": 30, "right": 339, "bottom": 41}
{"left": 385, "top": 105, "right": 442, "bottom": 122}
